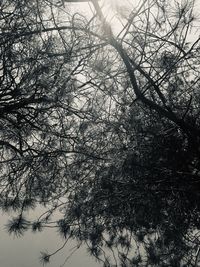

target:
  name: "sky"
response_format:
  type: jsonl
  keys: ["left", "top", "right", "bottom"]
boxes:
{"left": 0, "top": 210, "right": 100, "bottom": 267}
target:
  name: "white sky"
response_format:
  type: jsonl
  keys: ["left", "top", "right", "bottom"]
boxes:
{"left": 66, "top": 0, "right": 200, "bottom": 38}
{"left": 0, "top": 210, "right": 99, "bottom": 267}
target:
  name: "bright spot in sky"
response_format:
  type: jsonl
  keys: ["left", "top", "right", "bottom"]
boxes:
{"left": 67, "top": 0, "right": 135, "bottom": 20}
{"left": 66, "top": 0, "right": 136, "bottom": 34}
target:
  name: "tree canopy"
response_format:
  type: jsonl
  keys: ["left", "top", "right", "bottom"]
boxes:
{"left": 1, "top": 0, "right": 200, "bottom": 266}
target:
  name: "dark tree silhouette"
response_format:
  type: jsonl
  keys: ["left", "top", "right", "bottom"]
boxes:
{"left": 1, "top": 0, "right": 200, "bottom": 266}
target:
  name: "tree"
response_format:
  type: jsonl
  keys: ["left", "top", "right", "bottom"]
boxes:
{"left": 1, "top": 0, "right": 200, "bottom": 266}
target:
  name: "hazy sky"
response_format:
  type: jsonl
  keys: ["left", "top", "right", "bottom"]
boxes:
{"left": 0, "top": 211, "right": 100, "bottom": 267}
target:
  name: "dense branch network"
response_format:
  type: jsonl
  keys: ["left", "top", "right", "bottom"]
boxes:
{"left": 1, "top": 0, "right": 200, "bottom": 266}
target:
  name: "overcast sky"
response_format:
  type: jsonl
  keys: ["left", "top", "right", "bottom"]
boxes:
{"left": 0, "top": 211, "right": 100, "bottom": 267}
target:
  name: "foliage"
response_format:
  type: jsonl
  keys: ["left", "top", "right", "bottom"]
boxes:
{"left": 1, "top": 0, "right": 200, "bottom": 266}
